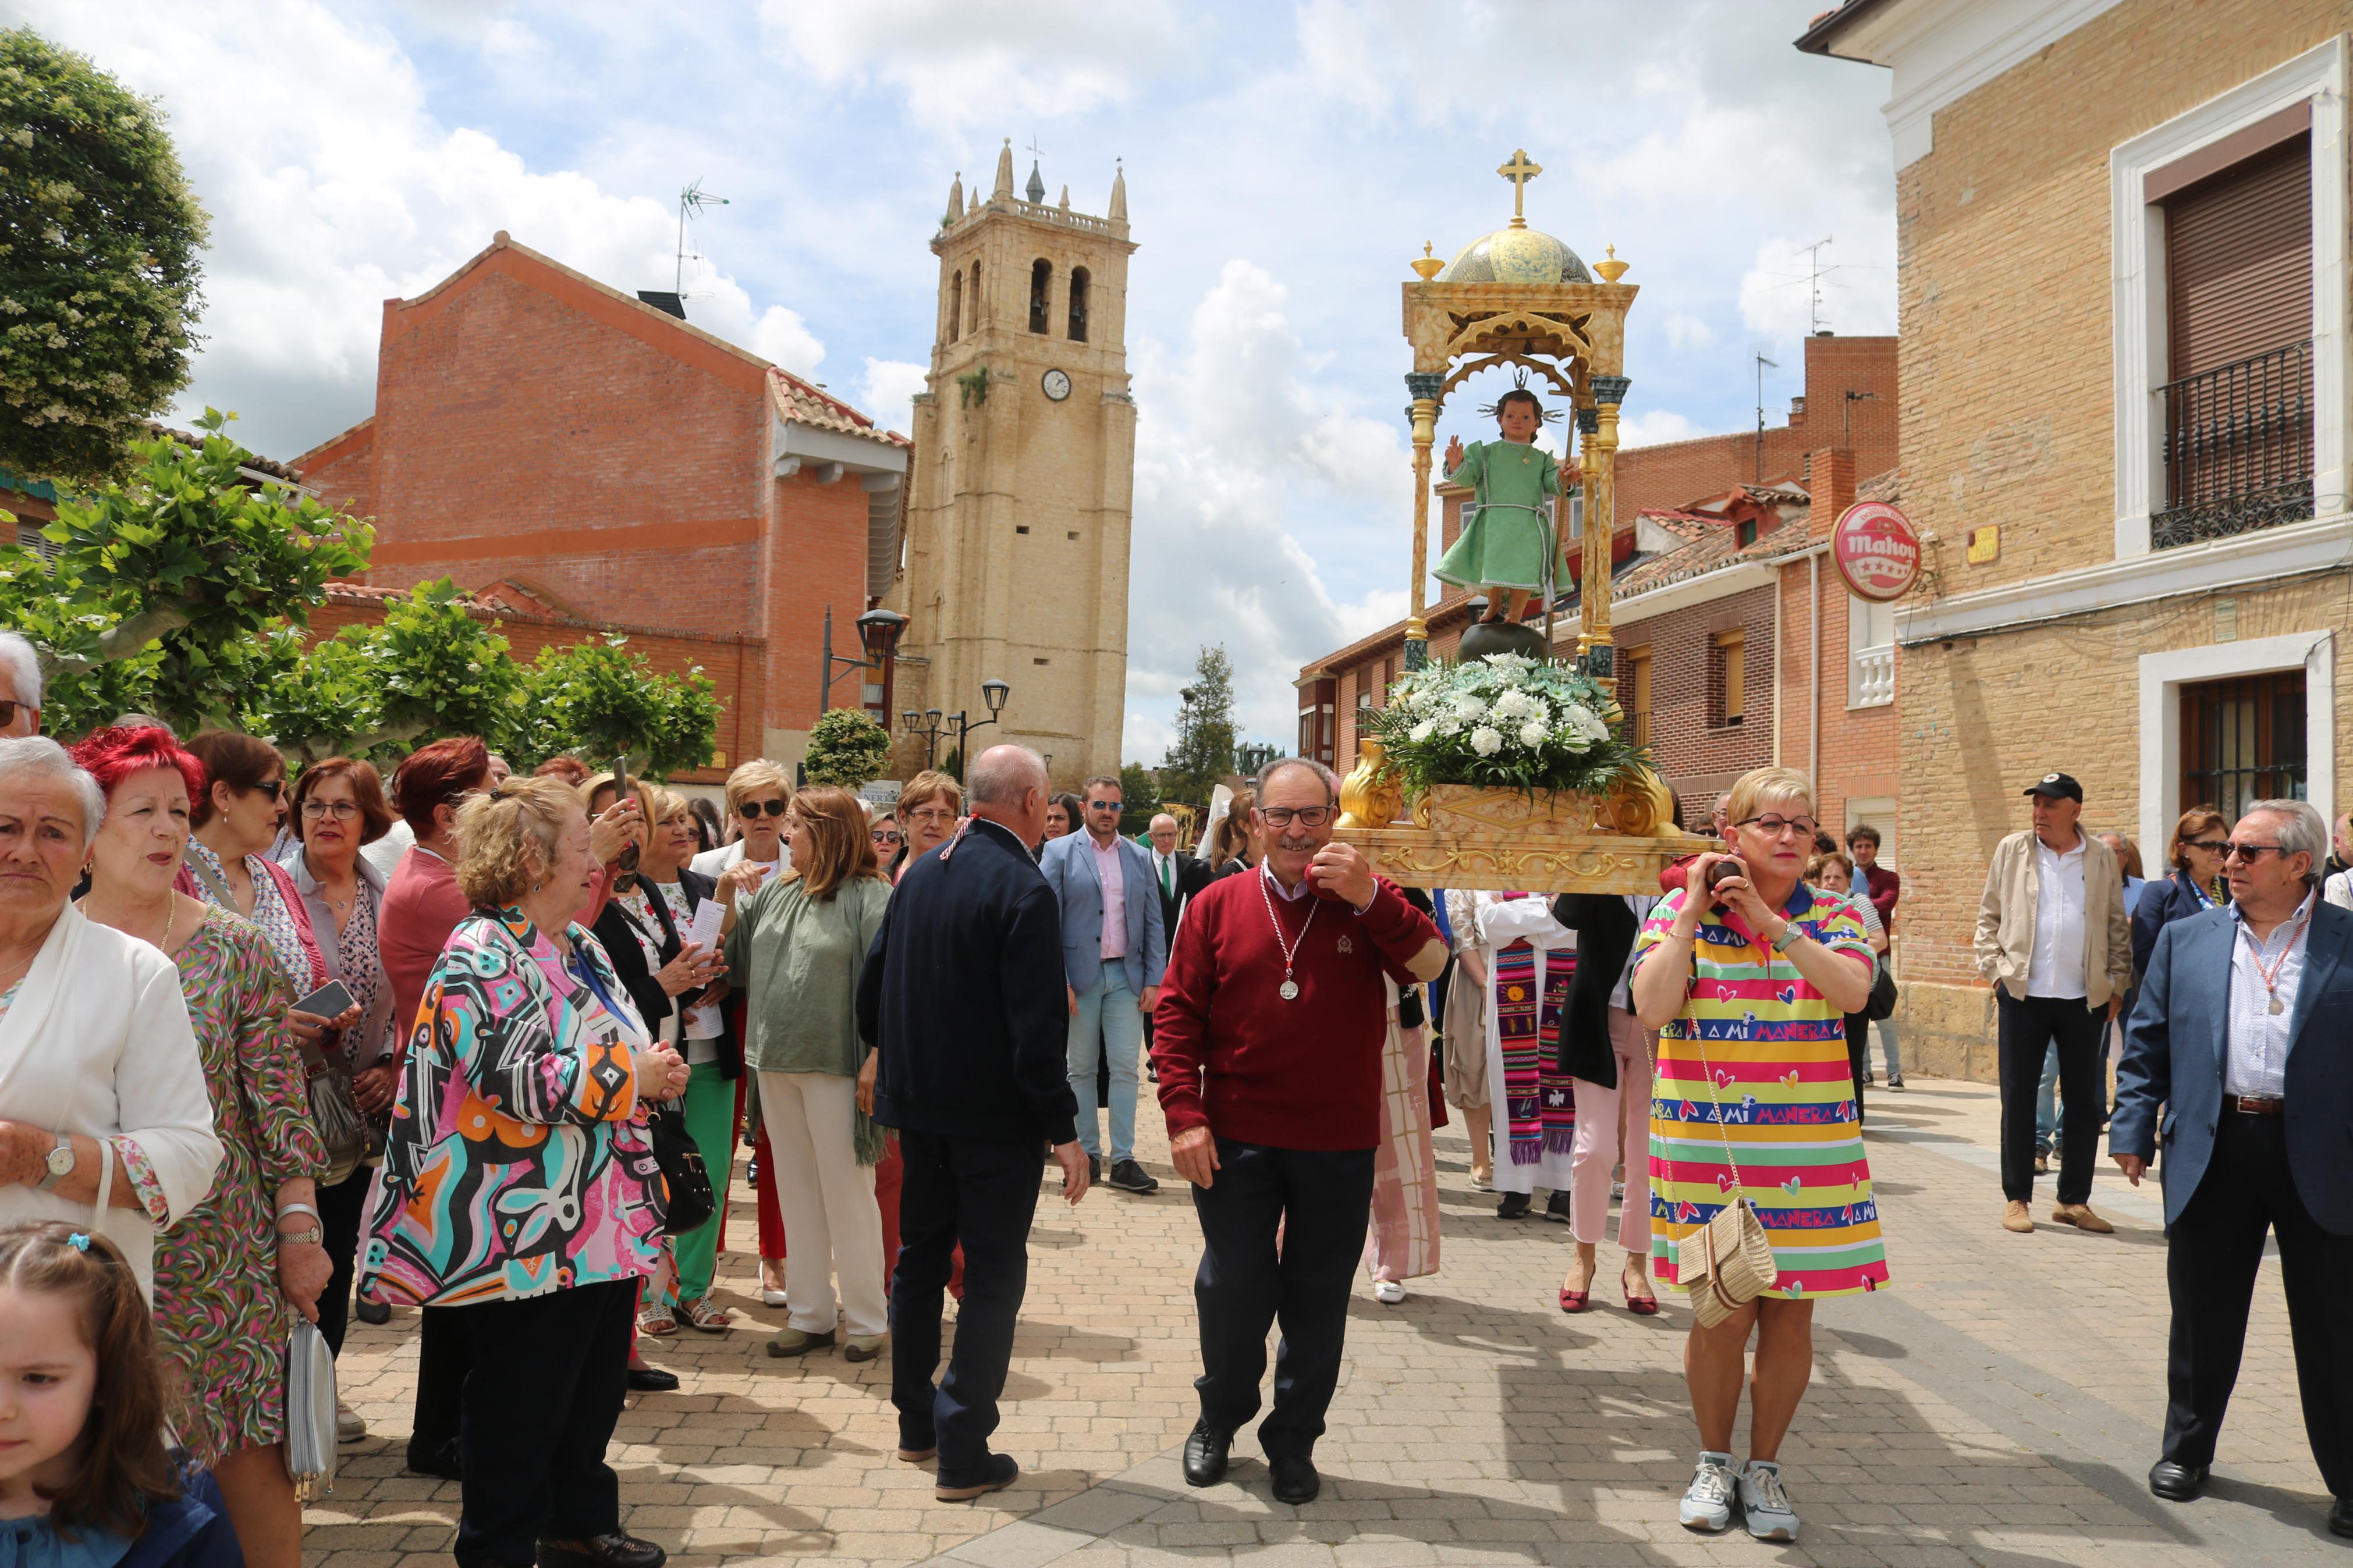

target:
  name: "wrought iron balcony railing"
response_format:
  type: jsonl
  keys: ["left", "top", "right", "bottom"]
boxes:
{"left": 2153, "top": 339, "right": 2313, "bottom": 549}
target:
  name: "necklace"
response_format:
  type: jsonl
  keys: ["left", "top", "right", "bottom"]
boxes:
{"left": 2244, "top": 903, "right": 2311, "bottom": 1016}
{"left": 1256, "top": 866, "right": 1319, "bottom": 1001}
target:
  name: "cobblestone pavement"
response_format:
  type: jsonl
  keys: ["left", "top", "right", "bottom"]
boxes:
{"left": 307, "top": 1078, "right": 2348, "bottom": 1566}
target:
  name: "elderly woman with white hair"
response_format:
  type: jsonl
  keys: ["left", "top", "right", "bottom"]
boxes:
{"left": 0, "top": 735, "right": 222, "bottom": 1290}
{"left": 0, "top": 630, "right": 41, "bottom": 736}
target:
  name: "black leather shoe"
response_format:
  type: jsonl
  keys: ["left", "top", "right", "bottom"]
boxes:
{"left": 1495, "top": 1191, "right": 1530, "bottom": 1219}
{"left": 1270, "top": 1455, "right": 1321, "bottom": 1505}
{"left": 1088, "top": 1154, "right": 1102, "bottom": 1183}
{"left": 626, "top": 1366, "right": 680, "bottom": 1393}
{"left": 355, "top": 1299, "right": 392, "bottom": 1325}
{"left": 1182, "top": 1421, "right": 1231, "bottom": 1488}
{"left": 2330, "top": 1498, "right": 2353, "bottom": 1538}
{"left": 1542, "top": 1190, "right": 1573, "bottom": 1225}
{"left": 404, "top": 1437, "right": 461, "bottom": 1481}
{"left": 1108, "top": 1158, "right": 1160, "bottom": 1194}
{"left": 937, "top": 1452, "right": 1019, "bottom": 1501}
{"left": 536, "top": 1534, "right": 666, "bottom": 1568}
{"left": 2148, "top": 1459, "right": 2207, "bottom": 1501}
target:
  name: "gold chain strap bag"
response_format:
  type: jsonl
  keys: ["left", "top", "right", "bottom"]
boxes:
{"left": 1674, "top": 929, "right": 1780, "bottom": 1328}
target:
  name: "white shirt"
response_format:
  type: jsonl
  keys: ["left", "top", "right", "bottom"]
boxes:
{"left": 2026, "top": 837, "right": 2089, "bottom": 999}
{"left": 361, "top": 818, "right": 416, "bottom": 880}
{"left": 2226, "top": 893, "right": 2315, "bottom": 1099}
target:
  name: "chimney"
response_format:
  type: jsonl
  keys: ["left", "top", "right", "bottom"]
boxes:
{"left": 1807, "top": 447, "right": 1857, "bottom": 540}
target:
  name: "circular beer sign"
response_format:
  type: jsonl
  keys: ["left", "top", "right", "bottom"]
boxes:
{"left": 1832, "top": 500, "right": 1921, "bottom": 602}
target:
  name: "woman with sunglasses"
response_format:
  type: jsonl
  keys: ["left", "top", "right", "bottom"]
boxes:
{"left": 870, "top": 815, "right": 904, "bottom": 863}
{"left": 2134, "top": 807, "right": 2231, "bottom": 981}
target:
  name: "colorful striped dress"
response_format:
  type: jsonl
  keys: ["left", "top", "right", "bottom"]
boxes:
{"left": 1633, "top": 884, "right": 1889, "bottom": 1299}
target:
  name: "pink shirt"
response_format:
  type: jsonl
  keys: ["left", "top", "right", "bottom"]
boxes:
{"left": 1091, "top": 834, "right": 1128, "bottom": 960}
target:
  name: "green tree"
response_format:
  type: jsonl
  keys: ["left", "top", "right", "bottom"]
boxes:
{"left": 243, "top": 581, "right": 526, "bottom": 765}
{"left": 0, "top": 29, "right": 208, "bottom": 483}
{"left": 1117, "top": 761, "right": 1156, "bottom": 835}
{"left": 0, "top": 410, "right": 370, "bottom": 736}
{"left": 1155, "top": 645, "right": 1237, "bottom": 811}
{"left": 520, "top": 636, "right": 719, "bottom": 778}
{"left": 803, "top": 707, "right": 890, "bottom": 788}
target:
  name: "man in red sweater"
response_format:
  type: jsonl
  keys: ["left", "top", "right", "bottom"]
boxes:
{"left": 1152, "top": 758, "right": 1446, "bottom": 1505}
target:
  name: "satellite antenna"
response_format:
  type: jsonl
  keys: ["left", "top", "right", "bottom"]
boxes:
{"left": 1797, "top": 236, "right": 1834, "bottom": 334}
{"left": 1754, "top": 352, "right": 1779, "bottom": 482}
{"left": 676, "top": 178, "right": 730, "bottom": 297}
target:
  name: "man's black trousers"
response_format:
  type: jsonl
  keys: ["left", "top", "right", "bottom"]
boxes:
{"left": 1996, "top": 991, "right": 2106, "bottom": 1205}
{"left": 2163, "top": 1111, "right": 2353, "bottom": 1497}
{"left": 1190, "top": 1138, "right": 1375, "bottom": 1460}
{"left": 452, "top": 1276, "right": 634, "bottom": 1568}
{"left": 891, "top": 1129, "right": 1044, "bottom": 1489}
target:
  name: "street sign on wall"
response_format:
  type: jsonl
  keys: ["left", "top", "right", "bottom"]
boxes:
{"left": 1831, "top": 500, "right": 1922, "bottom": 602}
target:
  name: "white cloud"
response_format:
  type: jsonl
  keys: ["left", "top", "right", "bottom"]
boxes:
{"left": 1620, "top": 409, "right": 1708, "bottom": 448}
{"left": 853, "top": 359, "right": 930, "bottom": 436}
{"left": 1665, "top": 312, "right": 1715, "bottom": 353}
{"left": 751, "top": 305, "right": 826, "bottom": 376}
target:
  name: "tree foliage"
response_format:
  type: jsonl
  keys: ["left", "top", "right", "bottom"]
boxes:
{"left": 1117, "top": 762, "right": 1156, "bottom": 835}
{"left": 1155, "top": 645, "right": 1237, "bottom": 812}
{"left": 803, "top": 707, "right": 890, "bottom": 789}
{"left": 518, "top": 637, "right": 719, "bottom": 778}
{"left": 0, "top": 410, "right": 368, "bottom": 737}
{"left": 0, "top": 29, "right": 208, "bottom": 483}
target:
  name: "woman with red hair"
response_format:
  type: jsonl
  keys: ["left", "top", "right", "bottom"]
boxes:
{"left": 73, "top": 726, "right": 329, "bottom": 1568}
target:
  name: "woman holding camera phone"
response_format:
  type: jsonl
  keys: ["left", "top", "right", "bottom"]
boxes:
{"left": 1628, "top": 766, "right": 1885, "bottom": 1544}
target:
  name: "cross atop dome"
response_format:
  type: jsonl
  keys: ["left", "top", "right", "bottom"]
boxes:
{"left": 1497, "top": 148, "right": 1542, "bottom": 228}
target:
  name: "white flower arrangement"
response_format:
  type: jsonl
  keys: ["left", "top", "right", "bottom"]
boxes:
{"left": 1361, "top": 652, "right": 1648, "bottom": 798}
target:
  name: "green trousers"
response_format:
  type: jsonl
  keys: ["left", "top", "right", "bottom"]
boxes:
{"left": 673, "top": 1059, "right": 736, "bottom": 1302}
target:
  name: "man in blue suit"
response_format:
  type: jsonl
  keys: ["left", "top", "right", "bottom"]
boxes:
{"left": 2114, "top": 798, "right": 2353, "bottom": 1536}
{"left": 1041, "top": 774, "right": 1167, "bottom": 1194}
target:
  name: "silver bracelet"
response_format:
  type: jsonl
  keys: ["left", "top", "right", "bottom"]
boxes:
{"left": 276, "top": 1201, "right": 321, "bottom": 1224}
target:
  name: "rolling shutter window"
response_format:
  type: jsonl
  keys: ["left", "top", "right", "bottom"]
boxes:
{"left": 2164, "top": 133, "right": 2312, "bottom": 376}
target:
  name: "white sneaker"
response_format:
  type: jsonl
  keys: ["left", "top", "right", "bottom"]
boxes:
{"left": 1373, "top": 1279, "right": 1406, "bottom": 1304}
{"left": 1738, "top": 1459, "right": 1800, "bottom": 1541}
{"left": 1678, "top": 1451, "right": 1737, "bottom": 1533}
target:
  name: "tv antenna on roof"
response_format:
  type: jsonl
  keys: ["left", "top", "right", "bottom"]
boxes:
{"left": 676, "top": 178, "right": 730, "bottom": 296}
{"left": 1753, "top": 352, "right": 1779, "bottom": 482}
{"left": 1797, "top": 236, "right": 1834, "bottom": 334}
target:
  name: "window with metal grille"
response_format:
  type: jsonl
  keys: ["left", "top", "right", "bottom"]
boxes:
{"left": 2180, "top": 669, "right": 2306, "bottom": 822}
{"left": 2155, "top": 128, "right": 2313, "bottom": 547}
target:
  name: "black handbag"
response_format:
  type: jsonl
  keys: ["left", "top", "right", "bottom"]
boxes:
{"left": 647, "top": 1101, "right": 714, "bottom": 1236}
{"left": 1864, "top": 961, "right": 1899, "bottom": 1023}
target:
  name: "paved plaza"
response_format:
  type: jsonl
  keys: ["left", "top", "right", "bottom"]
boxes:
{"left": 307, "top": 1078, "right": 2345, "bottom": 1566}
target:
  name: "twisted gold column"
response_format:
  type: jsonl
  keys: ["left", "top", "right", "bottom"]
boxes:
{"left": 1404, "top": 378, "right": 1442, "bottom": 669}
{"left": 1583, "top": 378, "right": 1628, "bottom": 693}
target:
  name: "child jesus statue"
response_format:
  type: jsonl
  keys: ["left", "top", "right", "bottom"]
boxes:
{"left": 1433, "top": 387, "right": 1584, "bottom": 627}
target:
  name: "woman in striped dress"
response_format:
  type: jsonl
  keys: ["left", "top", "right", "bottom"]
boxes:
{"left": 1630, "top": 766, "right": 1885, "bottom": 1544}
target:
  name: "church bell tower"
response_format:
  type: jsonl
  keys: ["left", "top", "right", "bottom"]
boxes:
{"left": 893, "top": 140, "right": 1138, "bottom": 790}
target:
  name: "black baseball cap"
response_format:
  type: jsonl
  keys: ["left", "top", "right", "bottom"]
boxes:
{"left": 2023, "top": 772, "right": 2083, "bottom": 803}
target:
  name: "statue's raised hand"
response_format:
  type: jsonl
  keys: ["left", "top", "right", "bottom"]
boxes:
{"left": 1443, "top": 434, "right": 1465, "bottom": 472}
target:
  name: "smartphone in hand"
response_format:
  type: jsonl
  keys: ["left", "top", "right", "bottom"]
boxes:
{"left": 292, "top": 979, "right": 355, "bottom": 1019}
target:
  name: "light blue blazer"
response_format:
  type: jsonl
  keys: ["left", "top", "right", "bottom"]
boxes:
{"left": 1039, "top": 830, "right": 1167, "bottom": 996}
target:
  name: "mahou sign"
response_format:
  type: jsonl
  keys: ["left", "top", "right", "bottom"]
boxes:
{"left": 1831, "top": 500, "right": 1922, "bottom": 602}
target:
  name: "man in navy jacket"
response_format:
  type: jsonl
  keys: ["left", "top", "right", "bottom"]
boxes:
{"left": 860, "top": 743, "right": 1089, "bottom": 1503}
{"left": 2114, "top": 798, "right": 2353, "bottom": 1537}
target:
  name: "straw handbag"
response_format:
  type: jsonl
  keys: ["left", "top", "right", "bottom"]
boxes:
{"left": 1682, "top": 1022, "right": 1779, "bottom": 1328}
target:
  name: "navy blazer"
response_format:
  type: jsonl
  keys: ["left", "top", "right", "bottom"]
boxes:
{"left": 858, "top": 816, "right": 1079, "bottom": 1147}
{"left": 2114, "top": 899, "right": 2353, "bottom": 1234}
{"left": 2131, "top": 870, "right": 2223, "bottom": 982}
{"left": 1038, "top": 830, "right": 1168, "bottom": 996}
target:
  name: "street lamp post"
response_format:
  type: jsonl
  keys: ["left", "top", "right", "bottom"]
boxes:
{"left": 900, "top": 679, "right": 1010, "bottom": 780}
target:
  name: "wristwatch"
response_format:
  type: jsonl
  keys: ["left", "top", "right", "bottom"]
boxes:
{"left": 276, "top": 1222, "right": 324, "bottom": 1248}
{"left": 36, "top": 1132, "right": 73, "bottom": 1192}
{"left": 1769, "top": 922, "right": 1803, "bottom": 954}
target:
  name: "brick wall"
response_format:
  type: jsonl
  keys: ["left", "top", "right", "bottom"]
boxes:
{"left": 1882, "top": 0, "right": 2352, "bottom": 1079}
{"left": 310, "top": 590, "right": 765, "bottom": 785}
{"left": 1616, "top": 584, "right": 1778, "bottom": 820}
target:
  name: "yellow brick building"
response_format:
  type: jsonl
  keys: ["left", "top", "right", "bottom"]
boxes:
{"left": 1801, "top": 0, "right": 2353, "bottom": 1077}
{"left": 890, "top": 141, "right": 1138, "bottom": 790}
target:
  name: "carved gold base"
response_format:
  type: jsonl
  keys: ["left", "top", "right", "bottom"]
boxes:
{"left": 1339, "top": 824, "right": 1691, "bottom": 894}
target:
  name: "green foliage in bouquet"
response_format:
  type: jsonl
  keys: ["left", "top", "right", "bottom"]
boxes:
{"left": 1359, "top": 652, "right": 1648, "bottom": 800}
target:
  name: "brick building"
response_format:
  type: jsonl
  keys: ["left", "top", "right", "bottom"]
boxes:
{"left": 1300, "top": 332, "right": 1901, "bottom": 845}
{"left": 1800, "top": 0, "right": 2350, "bottom": 1079}
{"left": 294, "top": 232, "right": 907, "bottom": 767}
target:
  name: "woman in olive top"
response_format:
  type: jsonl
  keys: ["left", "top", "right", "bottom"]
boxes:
{"left": 721, "top": 785, "right": 893, "bottom": 1362}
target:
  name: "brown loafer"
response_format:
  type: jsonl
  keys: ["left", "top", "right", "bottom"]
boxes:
{"left": 2052, "top": 1203, "right": 2114, "bottom": 1234}
{"left": 2002, "top": 1200, "right": 2035, "bottom": 1233}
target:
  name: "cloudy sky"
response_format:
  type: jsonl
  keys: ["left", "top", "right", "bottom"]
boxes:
{"left": 10, "top": 0, "right": 1896, "bottom": 761}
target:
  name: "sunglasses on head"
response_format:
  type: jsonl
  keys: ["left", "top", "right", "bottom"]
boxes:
{"left": 738, "top": 799, "right": 789, "bottom": 819}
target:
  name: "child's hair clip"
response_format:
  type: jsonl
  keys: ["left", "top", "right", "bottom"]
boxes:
{"left": 66, "top": 1232, "right": 90, "bottom": 1252}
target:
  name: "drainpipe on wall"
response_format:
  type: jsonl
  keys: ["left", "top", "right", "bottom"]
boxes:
{"left": 1772, "top": 560, "right": 1785, "bottom": 767}
{"left": 1809, "top": 550, "right": 1820, "bottom": 792}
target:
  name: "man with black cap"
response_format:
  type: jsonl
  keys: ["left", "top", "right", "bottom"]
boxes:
{"left": 1974, "top": 771, "right": 2134, "bottom": 1236}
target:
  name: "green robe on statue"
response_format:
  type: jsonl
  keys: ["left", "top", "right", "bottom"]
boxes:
{"left": 1434, "top": 439, "right": 1564, "bottom": 593}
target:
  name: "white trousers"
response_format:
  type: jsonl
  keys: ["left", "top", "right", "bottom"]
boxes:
{"left": 758, "top": 1070, "right": 887, "bottom": 1338}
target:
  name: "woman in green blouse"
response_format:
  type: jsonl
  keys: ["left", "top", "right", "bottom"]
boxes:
{"left": 719, "top": 785, "right": 893, "bottom": 1361}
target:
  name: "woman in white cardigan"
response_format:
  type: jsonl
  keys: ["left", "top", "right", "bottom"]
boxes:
{"left": 0, "top": 735, "right": 221, "bottom": 1295}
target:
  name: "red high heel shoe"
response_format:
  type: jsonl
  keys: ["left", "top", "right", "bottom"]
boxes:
{"left": 1623, "top": 1281, "right": 1660, "bottom": 1315}
{"left": 1558, "top": 1286, "right": 1589, "bottom": 1313}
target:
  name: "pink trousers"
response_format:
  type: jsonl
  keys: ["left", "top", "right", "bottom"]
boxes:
{"left": 1567, "top": 1009, "right": 1652, "bottom": 1252}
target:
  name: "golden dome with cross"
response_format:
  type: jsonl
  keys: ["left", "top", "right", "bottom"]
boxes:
{"left": 1437, "top": 148, "right": 1592, "bottom": 285}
